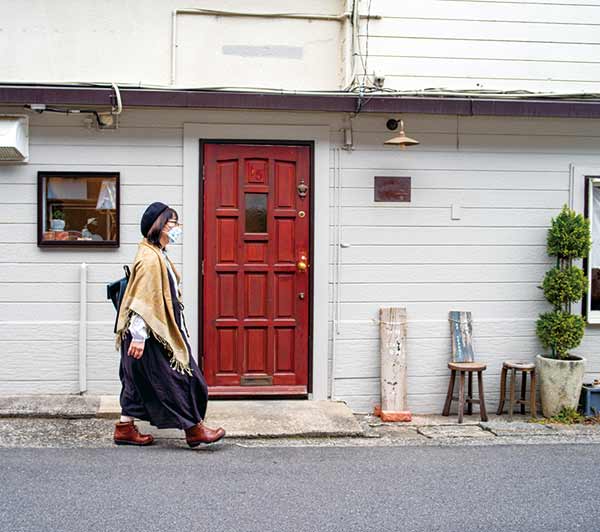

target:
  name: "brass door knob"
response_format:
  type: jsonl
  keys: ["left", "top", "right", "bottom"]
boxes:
{"left": 297, "top": 255, "right": 308, "bottom": 271}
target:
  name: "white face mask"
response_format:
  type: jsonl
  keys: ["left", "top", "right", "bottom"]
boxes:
{"left": 166, "top": 225, "right": 182, "bottom": 244}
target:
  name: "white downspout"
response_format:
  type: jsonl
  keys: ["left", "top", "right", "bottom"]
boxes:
{"left": 343, "top": 0, "right": 355, "bottom": 89}
{"left": 79, "top": 263, "right": 88, "bottom": 394}
{"left": 331, "top": 147, "right": 343, "bottom": 400}
{"left": 171, "top": 11, "right": 179, "bottom": 86}
{"left": 331, "top": 148, "right": 338, "bottom": 399}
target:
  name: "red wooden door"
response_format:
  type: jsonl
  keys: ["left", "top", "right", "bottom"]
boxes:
{"left": 202, "top": 143, "right": 310, "bottom": 395}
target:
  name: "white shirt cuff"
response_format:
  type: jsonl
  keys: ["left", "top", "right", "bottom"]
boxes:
{"left": 129, "top": 313, "right": 148, "bottom": 342}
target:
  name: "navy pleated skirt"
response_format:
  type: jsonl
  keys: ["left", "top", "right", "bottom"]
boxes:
{"left": 118, "top": 275, "right": 209, "bottom": 430}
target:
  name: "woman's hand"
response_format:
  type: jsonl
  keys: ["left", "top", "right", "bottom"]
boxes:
{"left": 128, "top": 340, "right": 145, "bottom": 359}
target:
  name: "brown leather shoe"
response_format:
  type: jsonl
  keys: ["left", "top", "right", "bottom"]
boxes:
{"left": 113, "top": 421, "right": 154, "bottom": 446}
{"left": 185, "top": 421, "right": 226, "bottom": 447}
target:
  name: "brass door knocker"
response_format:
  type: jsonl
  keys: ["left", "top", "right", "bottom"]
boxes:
{"left": 297, "top": 180, "right": 308, "bottom": 198}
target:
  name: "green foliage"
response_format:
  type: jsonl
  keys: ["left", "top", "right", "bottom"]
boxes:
{"left": 536, "top": 311, "right": 585, "bottom": 359}
{"left": 531, "top": 406, "right": 584, "bottom": 424}
{"left": 542, "top": 266, "right": 587, "bottom": 309}
{"left": 52, "top": 208, "right": 64, "bottom": 220}
{"left": 537, "top": 205, "right": 591, "bottom": 359}
{"left": 546, "top": 205, "right": 591, "bottom": 259}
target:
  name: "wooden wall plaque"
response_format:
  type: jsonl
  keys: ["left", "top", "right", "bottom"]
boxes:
{"left": 374, "top": 176, "right": 411, "bottom": 202}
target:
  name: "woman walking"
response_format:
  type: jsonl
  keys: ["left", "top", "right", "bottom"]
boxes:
{"left": 113, "top": 201, "right": 225, "bottom": 447}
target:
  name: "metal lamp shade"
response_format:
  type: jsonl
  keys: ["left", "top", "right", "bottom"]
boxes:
{"left": 384, "top": 120, "right": 420, "bottom": 148}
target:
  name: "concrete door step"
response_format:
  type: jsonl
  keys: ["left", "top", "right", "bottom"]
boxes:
{"left": 103, "top": 397, "right": 364, "bottom": 439}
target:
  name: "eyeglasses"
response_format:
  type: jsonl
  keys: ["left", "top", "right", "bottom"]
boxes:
{"left": 166, "top": 219, "right": 182, "bottom": 227}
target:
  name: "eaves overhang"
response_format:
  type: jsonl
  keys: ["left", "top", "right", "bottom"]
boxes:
{"left": 2, "top": 84, "right": 600, "bottom": 119}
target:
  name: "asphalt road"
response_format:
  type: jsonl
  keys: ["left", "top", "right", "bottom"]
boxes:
{"left": 1, "top": 443, "right": 599, "bottom": 532}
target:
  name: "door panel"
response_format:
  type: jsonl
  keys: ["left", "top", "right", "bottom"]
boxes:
{"left": 203, "top": 143, "right": 310, "bottom": 394}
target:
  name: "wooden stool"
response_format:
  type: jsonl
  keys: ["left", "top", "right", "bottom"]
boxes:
{"left": 497, "top": 361, "right": 537, "bottom": 420}
{"left": 442, "top": 362, "right": 488, "bottom": 423}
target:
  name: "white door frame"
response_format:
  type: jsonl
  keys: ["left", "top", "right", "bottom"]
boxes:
{"left": 183, "top": 123, "right": 330, "bottom": 400}
{"left": 572, "top": 165, "right": 600, "bottom": 323}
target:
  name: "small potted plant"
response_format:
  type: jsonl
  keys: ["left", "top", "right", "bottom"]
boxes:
{"left": 536, "top": 205, "right": 591, "bottom": 417}
{"left": 50, "top": 208, "right": 66, "bottom": 231}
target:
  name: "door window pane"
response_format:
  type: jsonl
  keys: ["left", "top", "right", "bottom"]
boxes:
{"left": 245, "top": 193, "right": 267, "bottom": 233}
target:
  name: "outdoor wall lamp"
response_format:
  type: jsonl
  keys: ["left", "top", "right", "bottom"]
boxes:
{"left": 383, "top": 119, "right": 420, "bottom": 148}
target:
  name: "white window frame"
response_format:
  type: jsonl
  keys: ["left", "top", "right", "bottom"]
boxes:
{"left": 586, "top": 177, "right": 600, "bottom": 324}
{"left": 182, "top": 122, "right": 330, "bottom": 400}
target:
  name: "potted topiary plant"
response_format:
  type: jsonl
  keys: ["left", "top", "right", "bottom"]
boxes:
{"left": 50, "top": 208, "right": 66, "bottom": 231}
{"left": 536, "top": 205, "right": 591, "bottom": 417}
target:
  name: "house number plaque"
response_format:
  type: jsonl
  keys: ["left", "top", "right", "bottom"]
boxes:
{"left": 374, "top": 176, "right": 411, "bottom": 202}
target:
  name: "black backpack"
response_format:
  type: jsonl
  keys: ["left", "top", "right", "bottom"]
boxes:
{"left": 107, "top": 265, "right": 131, "bottom": 333}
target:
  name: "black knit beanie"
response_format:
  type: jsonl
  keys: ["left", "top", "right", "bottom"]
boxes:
{"left": 140, "top": 201, "right": 169, "bottom": 237}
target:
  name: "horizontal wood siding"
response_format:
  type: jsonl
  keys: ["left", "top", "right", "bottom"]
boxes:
{"left": 358, "top": 0, "right": 600, "bottom": 93}
{"left": 0, "top": 107, "right": 334, "bottom": 395}
{"left": 329, "top": 113, "right": 600, "bottom": 412}
{"left": 0, "top": 109, "right": 185, "bottom": 393}
{"left": 1, "top": 107, "right": 599, "bottom": 413}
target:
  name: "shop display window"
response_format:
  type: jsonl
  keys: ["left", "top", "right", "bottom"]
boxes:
{"left": 38, "top": 172, "right": 119, "bottom": 247}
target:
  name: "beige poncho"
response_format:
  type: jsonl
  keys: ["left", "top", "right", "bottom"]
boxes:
{"left": 115, "top": 239, "right": 192, "bottom": 375}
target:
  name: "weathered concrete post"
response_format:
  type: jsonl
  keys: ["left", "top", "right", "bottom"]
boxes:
{"left": 375, "top": 307, "right": 412, "bottom": 422}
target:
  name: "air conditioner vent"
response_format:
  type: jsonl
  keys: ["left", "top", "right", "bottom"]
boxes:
{"left": 0, "top": 115, "right": 29, "bottom": 163}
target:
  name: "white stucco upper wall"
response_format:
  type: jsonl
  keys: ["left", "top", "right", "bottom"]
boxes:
{"left": 4, "top": 0, "right": 600, "bottom": 94}
{"left": 1, "top": 0, "right": 345, "bottom": 90}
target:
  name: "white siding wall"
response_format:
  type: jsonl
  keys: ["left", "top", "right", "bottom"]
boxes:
{"left": 0, "top": 110, "right": 186, "bottom": 394}
{"left": 330, "top": 113, "right": 600, "bottom": 412}
{"left": 0, "top": 107, "right": 335, "bottom": 395}
{"left": 1, "top": 106, "right": 599, "bottom": 413}
{"left": 358, "top": 0, "right": 600, "bottom": 93}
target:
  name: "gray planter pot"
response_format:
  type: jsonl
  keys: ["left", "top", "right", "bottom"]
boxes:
{"left": 536, "top": 354, "right": 586, "bottom": 418}
{"left": 50, "top": 219, "right": 65, "bottom": 231}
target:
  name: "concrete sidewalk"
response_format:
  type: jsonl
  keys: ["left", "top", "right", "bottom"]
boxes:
{"left": 2, "top": 395, "right": 600, "bottom": 445}
{"left": 358, "top": 413, "right": 600, "bottom": 445}
{"left": 0, "top": 395, "right": 364, "bottom": 439}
